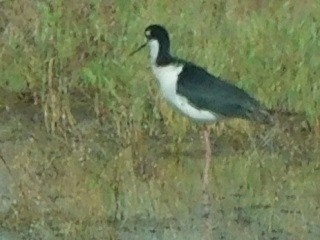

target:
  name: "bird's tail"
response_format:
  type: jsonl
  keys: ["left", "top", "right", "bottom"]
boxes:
{"left": 248, "top": 107, "right": 274, "bottom": 125}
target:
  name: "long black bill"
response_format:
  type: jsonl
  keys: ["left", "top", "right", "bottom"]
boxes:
{"left": 129, "top": 42, "right": 147, "bottom": 56}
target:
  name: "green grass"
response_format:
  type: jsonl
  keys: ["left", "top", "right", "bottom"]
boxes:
{"left": 1, "top": 0, "right": 320, "bottom": 130}
{"left": 0, "top": 0, "right": 320, "bottom": 239}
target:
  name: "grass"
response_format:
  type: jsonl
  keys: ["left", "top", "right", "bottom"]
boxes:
{"left": 1, "top": 0, "right": 320, "bottom": 129}
{"left": 0, "top": 0, "right": 320, "bottom": 239}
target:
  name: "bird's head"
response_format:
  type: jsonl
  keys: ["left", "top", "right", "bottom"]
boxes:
{"left": 130, "top": 24, "right": 171, "bottom": 64}
{"left": 144, "top": 24, "right": 169, "bottom": 43}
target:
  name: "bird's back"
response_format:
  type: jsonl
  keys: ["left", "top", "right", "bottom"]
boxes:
{"left": 177, "top": 63, "right": 273, "bottom": 124}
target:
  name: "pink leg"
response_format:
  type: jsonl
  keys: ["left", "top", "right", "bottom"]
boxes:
{"left": 203, "top": 125, "right": 213, "bottom": 239}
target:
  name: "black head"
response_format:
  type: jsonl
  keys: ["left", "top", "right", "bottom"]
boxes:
{"left": 129, "top": 24, "right": 171, "bottom": 62}
{"left": 144, "top": 24, "right": 170, "bottom": 43}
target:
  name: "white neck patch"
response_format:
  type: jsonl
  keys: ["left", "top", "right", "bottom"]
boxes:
{"left": 148, "top": 39, "right": 159, "bottom": 65}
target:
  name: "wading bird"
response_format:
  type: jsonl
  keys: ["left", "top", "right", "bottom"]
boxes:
{"left": 130, "top": 24, "right": 272, "bottom": 234}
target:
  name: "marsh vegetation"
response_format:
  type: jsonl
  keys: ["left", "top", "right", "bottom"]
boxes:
{"left": 0, "top": 0, "right": 319, "bottom": 239}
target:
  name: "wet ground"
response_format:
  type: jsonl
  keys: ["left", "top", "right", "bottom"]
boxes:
{"left": 0, "top": 91, "right": 319, "bottom": 239}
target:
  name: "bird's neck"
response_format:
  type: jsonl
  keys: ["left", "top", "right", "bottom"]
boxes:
{"left": 148, "top": 39, "right": 173, "bottom": 66}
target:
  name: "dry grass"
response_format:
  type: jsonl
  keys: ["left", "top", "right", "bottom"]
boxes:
{"left": 0, "top": 0, "right": 319, "bottom": 239}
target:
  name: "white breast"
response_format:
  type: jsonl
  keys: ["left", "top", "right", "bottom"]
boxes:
{"left": 147, "top": 39, "right": 219, "bottom": 123}
{"left": 151, "top": 64, "right": 219, "bottom": 123}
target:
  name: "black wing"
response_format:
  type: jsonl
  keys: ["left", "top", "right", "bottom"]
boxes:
{"left": 176, "top": 63, "right": 272, "bottom": 124}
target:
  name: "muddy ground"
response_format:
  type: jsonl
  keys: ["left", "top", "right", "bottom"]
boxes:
{"left": 0, "top": 90, "right": 319, "bottom": 240}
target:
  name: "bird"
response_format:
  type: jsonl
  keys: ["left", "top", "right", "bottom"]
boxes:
{"left": 130, "top": 24, "right": 273, "bottom": 231}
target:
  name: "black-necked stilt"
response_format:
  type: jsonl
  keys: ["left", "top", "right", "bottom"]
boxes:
{"left": 130, "top": 24, "right": 273, "bottom": 232}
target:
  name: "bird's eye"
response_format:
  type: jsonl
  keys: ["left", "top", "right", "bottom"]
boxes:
{"left": 145, "top": 30, "right": 151, "bottom": 37}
